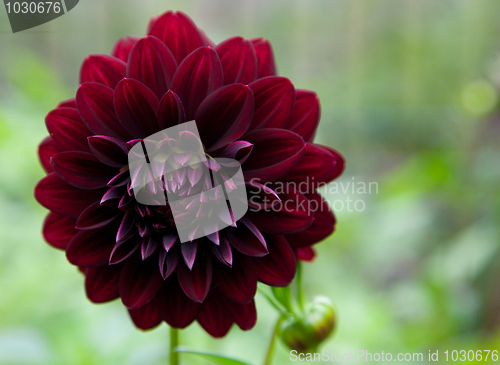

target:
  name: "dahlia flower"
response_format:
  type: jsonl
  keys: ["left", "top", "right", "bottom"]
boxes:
{"left": 34, "top": 10, "right": 344, "bottom": 337}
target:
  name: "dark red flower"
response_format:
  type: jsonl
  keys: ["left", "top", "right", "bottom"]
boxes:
{"left": 34, "top": 10, "right": 344, "bottom": 337}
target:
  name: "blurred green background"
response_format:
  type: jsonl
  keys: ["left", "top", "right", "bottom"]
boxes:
{"left": 1, "top": 0, "right": 500, "bottom": 364}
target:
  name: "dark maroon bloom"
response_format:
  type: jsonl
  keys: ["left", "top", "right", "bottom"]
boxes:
{"left": 34, "top": 11, "right": 344, "bottom": 337}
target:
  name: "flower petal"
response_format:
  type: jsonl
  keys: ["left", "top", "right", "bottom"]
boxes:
{"left": 170, "top": 47, "right": 223, "bottom": 120}
{"left": 296, "top": 246, "right": 316, "bottom": 262}
{"left": 127, "top": 36, "right": 178, "bottom": 99}
{"left": 180, "top": 241, "right": 197, "bottom": 270}
{"left": 177, "top": 253, "right": 212, "bottom": 303}
{"left": 213, "top": 141, "right": 253, "bottom": 164}
{"left": 128, "top": 299, "right": 162, "bottom": 331}
{"left": 114, "top": 78, "right": 160, "bottom": 139}
{"left": 284, "top": 89, "right": 320, "bottom": 142}
{"left": 157, "top": 279, "right": 202, "bottom": 328}
{"left": 34, "top": 173, "right": 106, "bottom": 218}
{"left": 57, "top": 98, "right": 77, "bottom": 109}
{"left": 111, "top": 36, "right": 140, "bottom": 62}
{"left": 281, "top": 143, "right": 338, "bottom": 185}
{"left": 316, "top": 145, "right": 345, "bottom": 181}
{"left": 248, "top": 76, "right": 295, "bottom": 131}
{"left": 76, "top": 82, "right": 132, "bottom": 141}
{"left": 253, "top": 235, "right": 296, "bottom": 286}
{"left": 210, "top": 234, "right": 233, "bottom": 267}
{"left": 214, "top": 256, "right": 256, "bottom": 304}
{"left": 51, "top": 151, "right": 118, "bottom": 189}
{"left": 109, "top": 237, "right": 141, "bottom": 265}
{"left": 76, "top": 202, "right": 120, "bottom": 230}
{"left": 246, "top": 186, "right": 314, "bottom": 235}
{"left": 148, "top": 11, "right": 207, "bottom": 64}
{"left": 66, "top": 224, "right": 118, "bottom": 267}
{"left": 80, "top": 55, "right": 127, "bottom": 89}
{"left": 88, "top": 135, "right": 128, "bottom": 167}
{"left": 197, "top": 293, "right": 233, "bottom": 338}
{"left": 43, "top": 212, "right": 78, "bottom": 250}
{"left": 120, "top": 253, "right": 164, "bottom": 309}
{"left": 251, "top": 38, "right": 278, "bottom": 78}
{"left": 158, "top": 90, "right": 186, "bottom": 129}
{"left": 215, "top": 36, "right": 257, "bottom": 85}
{"left": 45, "top": 107, "right": 92, "bottom": 152}
{"left": 226, "top": 300, "right": 257, "bottom": 331}
{"left": 85, "top": 264, "right": 122, "bottom": 303}
{"left": 243, "top": 128, "right": 306, "bottom": 181}
{"left": 38, "top": 136, "right": 61, "bottom": 173}
{"left": 285, "top": 192, "right": 335, "bottom": 248}
{"left": 195, "top": 83, "right": 254, "bottom": 151}
{"left": 227, "top": 219, "right": 268, "bottom": 257}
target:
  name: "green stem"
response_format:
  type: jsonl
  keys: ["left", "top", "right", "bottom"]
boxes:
{"left": 258, "top": 287, "right": 288, "bottom": 315}
{"left": 170, "top": 327, "right": 179, "bottom": 365}
{"left": 263, "top": 316, "right": 283, "bottom": 365}
{"left": 296, "top": 262, "right": 306, "bottom": 311}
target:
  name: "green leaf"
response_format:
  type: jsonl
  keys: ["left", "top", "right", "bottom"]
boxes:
{"left": 175, "top": 346, "right": 253, "bottom": 365}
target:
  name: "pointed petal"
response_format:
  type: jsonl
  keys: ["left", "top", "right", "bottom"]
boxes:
{"left": 214, "top": 141, "right": 253, "bottom": 164}
{"left": 116, "top": 210, "right": 136, "bottom": 243}
{"left": 45, "top": 107, "right": 92, "bottom": 152}
{"left": 148, "top": 11, "right": 207, "bottom": 64}
{"left": 158, "top": 90, "right": 186, "bottom": 129}
{"left": 243, "top": 128, "right": 306, "bottom": 181}
{"left": 111, "top": 36, "right": 140, "bottom": 62}
{"left": 66, "top": 224, "right": 118, "bottom": 267}
{"left": 34, "top": 173, "right": 106, "bottom": 218}
{"left": 180, "top": 241, "right": 197, "bottom": 269}
{"left": 157, "top": 279, "right": 202, "bottom": 328}
{"left": 170, "top": 47, "right": 223, "bottom": 120}
{"left": 162, "top": 232, "right": 178, "bottom": 252}
{"left": 177, "top": 253, "right": 212, "bottom": 303}
{"left": 128, "top": 299, "right": 162, "bottom": 330}
{"left": 114, "top": 78, "right": 160, "bottom": 139}
{"left": 197, "top": 293, "right": 233, "bottom": 338}
{"left": 43, "top": 212, "right": 78, "bottom": 250}
{"left": 120, "top": 254, "right": 164, "bottom": 309}
{"left": 251, "top": 38, "right": 278, "bottom": 78}
{"left": 76, "top": 202, "right": 120, "bottom": 230}
{"left": 194, "top": 83, "right": 254, "bottom": 151}
{"left": 215, "top": 36, "right": 257, "bottom": 85}
{"left": 80, "top": 55, "right": 127, "bottom": 89}
{"left": 109, "top": 237, "right": 141, "bottom": 265}
{"left": 210, "top": 234, "right": 233, "bottom": 267}
{"left": 76, "top": 82, "right": 132, "bottom": 141}
{"left": 253, "top": 235, "right": 296, "bottom": 286}
{"left": 88, "top": 135, "right": 128, "bottom": 167}
{"left": 227, "top": 219, "right": 268, "bottom": 257}
{"left": 38, "top": 136, "right": 61, "bottom": 173}
{"left": 284, "top": 89, "right": 320, "bottom": 142}
{"left": 159, "top": 249, "right": 179, "bottom": 280}
{"left": 51, "top": 151, "right": 117, "bottom": 189}
{"left": 127, "top": 36, "right": 178, "bottom": 99}
{"left": 248, "top": 76, "right": 295, "bottom": 131}
{"left": 85, "top": 264, "right": 122, "bottom": 303}
{"left": 141, "top": 235, "right": 160, "bottom": 260}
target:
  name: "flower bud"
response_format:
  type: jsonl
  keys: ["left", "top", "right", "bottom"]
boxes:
{"left": 280, "top": 296, "right": 335, "bottom": 353}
